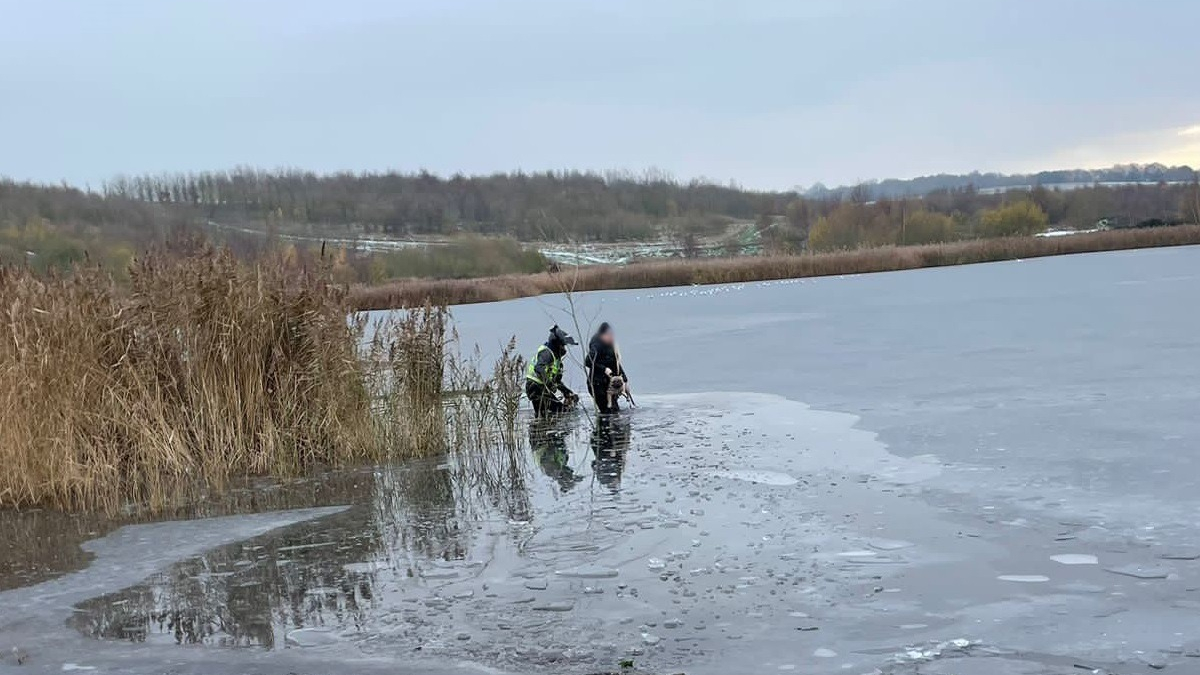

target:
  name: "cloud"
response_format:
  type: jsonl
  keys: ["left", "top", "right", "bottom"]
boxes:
{"left": 3, "top": 0, "right": 1199, "bottom": 186}
{"left": 1012, "top": 123, "right": 1200, "bottom": 174}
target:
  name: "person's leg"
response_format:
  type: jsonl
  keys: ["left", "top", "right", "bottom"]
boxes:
{"left": 527, "top": 382, "right": 547, "bottom": 417}
{"left": 590, "top": 379, "right": 614, "bottom": 414}
{"left": 530, "top": 383, "right": 568, "bottom": 417}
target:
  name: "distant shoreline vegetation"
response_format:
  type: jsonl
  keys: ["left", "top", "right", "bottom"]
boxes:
{"left": 1, "top": 163, "right": 1197, "bottom": 290}
{"left": 350, "top": 225, "right": 1200, "bottom": 310}
{"left": 803, "top": 163, "right": 1198, "bottom": 200}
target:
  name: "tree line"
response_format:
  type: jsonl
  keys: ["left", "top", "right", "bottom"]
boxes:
{"left": 101, "top": 168, "right": 792, "bottom": 242}
{"left": 1, "top": 168, "right": 1198, "bottom": 279}
{"left": 806, "top": 163, "right": 1197, "bottom": 200}
{"left": 751, "top": 180, "right": 1197, "bottom": 254}
{"left": 98, "top": 167, "right": 1198, "bottom": 246}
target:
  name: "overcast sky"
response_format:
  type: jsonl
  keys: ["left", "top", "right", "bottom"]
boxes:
{"left": 2, "top": 0, "right": 1198, "bottom": 189}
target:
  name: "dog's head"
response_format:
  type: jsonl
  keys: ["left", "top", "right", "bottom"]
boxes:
{"left": 607, "top": 375, "right": 626, "bottom": 395}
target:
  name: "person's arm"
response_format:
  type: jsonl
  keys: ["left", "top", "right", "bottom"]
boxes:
{"left": 532, "top": 348, "right": 556, "bottom": 391}
{"left": 554, "top": 354, "right": 576, "bottom": 399}
{"left": 558, "top": 380, "right": 576, "bottom": 398}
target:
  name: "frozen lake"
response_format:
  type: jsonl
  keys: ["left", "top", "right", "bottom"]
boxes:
{"left": 3, "top": 246, "right": 1199, "bottom": 675}
{"left": 453, "top": 245, "right": 1200, "bottom": 520}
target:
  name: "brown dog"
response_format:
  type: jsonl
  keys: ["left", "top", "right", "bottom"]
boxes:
{"left": 606, "top": 373, "right": 627, "bottom": 410}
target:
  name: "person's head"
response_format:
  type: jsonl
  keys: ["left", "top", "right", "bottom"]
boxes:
{"left": 597, "top": 321, "right": 615, "bottom": 345}
{"left": 547, "top": 325, "right": 576, "bottom": 355}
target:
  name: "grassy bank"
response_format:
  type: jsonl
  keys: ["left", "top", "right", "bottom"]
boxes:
{"left": 0, "top": 241, "right": 522, "bottom": 513}
{"left": 351, "top": 225, "right": 1200, "bottom": 309}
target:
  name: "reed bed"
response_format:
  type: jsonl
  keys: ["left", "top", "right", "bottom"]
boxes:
{"left": 0, "top": 242, "right": 523, "bottom": 513}
{"left": 351, "top": 225, "right": 1200, "bottom": 309}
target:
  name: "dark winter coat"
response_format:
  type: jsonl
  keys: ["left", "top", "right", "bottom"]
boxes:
{"left": 585, "top": 335, "right": 627, "bottom": 388}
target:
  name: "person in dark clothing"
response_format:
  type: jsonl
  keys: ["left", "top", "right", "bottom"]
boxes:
{"left": 584, "top": 322, "right": 630, "bottom": 414}
{"left": 525, "top": 325, "right": 579, "bottom": 417}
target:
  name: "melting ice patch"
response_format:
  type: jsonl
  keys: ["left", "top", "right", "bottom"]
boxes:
{"left": 1050, "top": 554, "right": 1098, "bottom": 565}
{"left": 555, "top": 565, "right": 619, "bottom": 579}
{"left": 285, "top": 628, "right": 341, "bottom": 647}
{"left": 342, "top": 561, "right": 389, "bottom": 574}
{"left": 650, "top": 391, "right": 942, "bottom": 485}
{"left": 998, "top": 575, "right": 1050, "bottom": 583}
{"left": 869, "top": 538, "right": 915, "bottom": 551}
{"left": 892, "top": 638, "right": 976, "bottom": 664}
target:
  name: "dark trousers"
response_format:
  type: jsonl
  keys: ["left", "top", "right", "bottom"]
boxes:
{"left": 588, "top": 379, "right": 620, "bottom": 414}
{"left": 526, "top": 381, "right": 566, "bottom": 417}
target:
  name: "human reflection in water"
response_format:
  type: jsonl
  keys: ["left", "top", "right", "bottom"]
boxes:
{"left": 529, "top": 418, "right": 584, "bottom": 492}
{"left": 590, "top": 414, "right": 631, "bottom": 492}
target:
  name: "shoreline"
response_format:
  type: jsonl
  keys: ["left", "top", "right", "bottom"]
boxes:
{"left": 349, "top": 224, "right": 1200, "bottom": 310}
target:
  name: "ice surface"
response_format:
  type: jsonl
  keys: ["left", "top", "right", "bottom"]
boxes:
{"left": 711, "top": 469, "right": 799, "bottom": 486}
{"left": 998, "top": 575, "right": 1050, "bottom": 583}
{"left": 285, "top": 628, "right": 341, "bottom": 647}
{"left": 429, "top": 246, "right": 1200, "bottom": 675}
{"left": 531, "top": 601, "right": 575, "bottom": 612}
{"left": 555, "top": 565, "right": 619, "bottom": 578}
{"left": 1105, "top": 564, "right": 1171, "bottom": 579}
{"left": 15, "top": 244, "right": 1200, "bottom": 675}
{"left": 1050, "top": 554, "right": 1099, "bottom": 565}
{"left": 1158, "top": 552, "right": 1200, "bottom": 560}
{"left": 868, "top": 538, "right": 915, "bottom": 551}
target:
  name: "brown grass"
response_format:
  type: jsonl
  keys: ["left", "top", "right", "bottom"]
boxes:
{"left": 0, "top": 241, "right": 523, "bottom": 513}
{"left": 350, "top": 225, "right": 1200, "bottom": 310}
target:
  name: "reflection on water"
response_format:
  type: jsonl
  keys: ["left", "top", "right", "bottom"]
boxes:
{"left": 0, "top": 509, "right": 110, "bottom": 591}
{"left": 530, "top": 414, "right": 632, "bottom": 494}
{"left": 530, "top": 417, "right": 584, "bottom": 492}
{"left": 591, "top": 415, "right": 631, "bottom": 493}
{"left": 68, "top": 509, "right": 379, "bottom": 648}
{"left": 0, "top": 471, "right": 390, "bottom": 591}
{"left": 68, "top": 411, "right": 632, "bottom": 649}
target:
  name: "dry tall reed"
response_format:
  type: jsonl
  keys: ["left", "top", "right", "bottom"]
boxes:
{"left": 351, "top": 225, "right": 1200, "bottom": 309}
{"left": 0, "top": 241, "right": 523, "bottom": 513}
